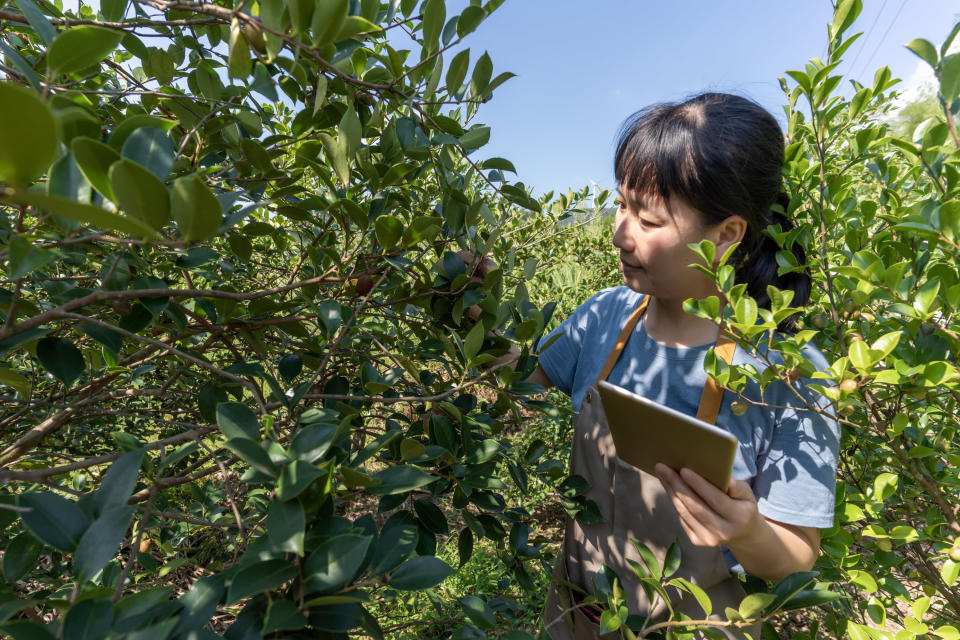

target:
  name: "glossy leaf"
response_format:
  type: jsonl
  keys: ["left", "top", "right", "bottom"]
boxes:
{"left": 109, "top": 159, "right": 170, "bottom": 230}
{"left": 47, "top": 26, "right": 124, "bottom": 76}
{"left": 18, "top": 492, "right": 90, "bottom": 552}
{"left": 74, "top": 506, "right": 135, "bottom": 581}
{"left": 388, "top": 555, "right": 454, "bottom": 590}
{"left": 170, "top": 173, "right": 223, "bottom": 242}
{"left": 36, "top": 337, "right": 85, "bottom": 387}
{"left": 0, "top": 83, "right": 58, "bottom": 185}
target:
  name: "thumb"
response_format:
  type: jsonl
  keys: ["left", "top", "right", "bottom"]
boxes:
{"left": 727, "top": 478, "right": 755, "bottom": 501}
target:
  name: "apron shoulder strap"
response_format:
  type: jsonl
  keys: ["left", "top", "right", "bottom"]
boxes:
{"left": 593, "top": 296, "right": 649, "bottom": 387}
{"left": 696, "top": 332, "right": 737, "bottom": 424}
{"left": 592, "top": 295, "right": 737, "bottom": 426}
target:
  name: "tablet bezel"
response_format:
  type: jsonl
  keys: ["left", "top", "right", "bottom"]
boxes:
{"left": 597, "top": 380, "right": 739, "bottom": 489}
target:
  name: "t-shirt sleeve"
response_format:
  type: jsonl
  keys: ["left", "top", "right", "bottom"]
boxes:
{"left": 753, "top": 381, "right": 840, "bottom": 529}
{"left": 535, "top": 290, "right": 611, "bottom": 395}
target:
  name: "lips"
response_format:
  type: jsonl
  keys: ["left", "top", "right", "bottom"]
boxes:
{"left": 620, "top": 260, "right": 643, "bottom": 271}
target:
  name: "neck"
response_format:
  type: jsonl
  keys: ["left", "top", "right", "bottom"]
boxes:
{"left": 643, "top": 295, "right": 720, "bottom": 348}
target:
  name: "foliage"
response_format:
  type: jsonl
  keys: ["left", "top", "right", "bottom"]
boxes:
{"left": 2, "top": 0, "right": 960, "bottom": 639}
{"left": 0, "top": 0, "right": 583, "bottom": 637}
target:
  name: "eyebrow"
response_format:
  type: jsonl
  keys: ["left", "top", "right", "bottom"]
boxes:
{"left": 616, "top": 189, "right": 646, "bottom": 211}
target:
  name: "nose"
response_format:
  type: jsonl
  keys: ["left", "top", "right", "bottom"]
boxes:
{"left": 612, "top": 213, "right": 634, "bottom": 253}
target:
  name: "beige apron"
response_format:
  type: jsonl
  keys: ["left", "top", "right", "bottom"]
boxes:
{"left": 543, "top": 297, "right": 761, "bottom": 640}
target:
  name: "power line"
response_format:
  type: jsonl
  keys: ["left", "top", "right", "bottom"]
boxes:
{"left": 853, "top": 0, "right": 909, "bottom": 83}
{"left": 843, "top": 0, "right": 889, "bottom": 76}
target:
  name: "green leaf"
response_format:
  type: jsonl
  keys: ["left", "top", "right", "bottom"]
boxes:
{"left": 830, "top": 0, "right": 861, "bottom": 39}
{"left": 317, "top": 300, "right": 343, "bottom": 335}
{"left": 227, "top": 560, "right": 297, "bottom": 604}
{"left": 631, "top": 539, "right": 661, "bottom": 580}
{"left": 263, "top": 599, "right": 307, "bottom": 635}
{"left": 36, "top": 337, "right": 85, "bottom": 387}
{"left": 19, "top": 492, "right": 90, "bottom": 552}
{"left": 459, "top": 595, "right": 495, "bottom": 630}
{"left": 459, "top": 126, "right": 490, "bottom": 150}
{"left": 310, "top": 0, "right": 349, "bottom": 48}
{"left": 277, "top": 459, "right": 327, "bottom": 501}
{"left": 15, "top": 0, "right": 56, "bottom": 45}
{"left": 374, "top": 215, "right": 403, "bottom": 249}
{"left": 7, "top": 234, "right": 57, "bottom": 280}
{"left": 62, "top": 598, "right": 114, "bottom": 640}
{"left": 47, "top": 26, "right": 124, "bottom": 76}
{"left": 469, "top": 51, "right": 492, "bottom": 97}
{"left": 74, "top": 506, "right": 135, "bottom": 581}
{"left": 389, "top": 555, "right": 454, "bottom": 590}
{"left": 304, "top": 534, "right": 372, "bottom": 593}
{"left": 463, "top": 321, "right": 485, "bottom": 362}
{"left": 0, "top": 366, "right": 30, "bottom": 396}
{"left": 217, "top": 402, "right": 261, "bottom": 440}
{"left": 267, "top": 499, "right": 305, "bottom": 555}
{"left": 775, "top": 588, "right": 843, "bottom": 612}
{"left": 456, "top": 6, "right": 485, "bottom": 37}
{"left": 101, "top": 0, "right": 128, "bottom": 21}
{"left": 848, "top": 339, "right": 873, "bottom": 371}
{"left": 669, "top": 576, "right": 712, "bottom": 616}
{"left": 71, "top": 136, "right": 121, "bottom": 201}
{"left": 175, "top": 576, "right": 224, "bottom": 633}
{"left": 340, "top": 104, "right": 362, "bottom": 158}
{"left": 170, "top": 173, "right": 223, "bottom": 242}
{"left": 228, "top": 22, "right": 251, "bottom": 78}
{"left": 941, "top": 53, "right": 960, "bottom": 107}
{"left": 93, "top": 449, "right": 144, "bottom": 515}
{"left": 663, "top": 540, "right": 681, "bottom": 578}
{"left": 109, "top": 115, "right": 177, "bottom": 151}
{"left": 3, "top": 533, "right": 43, "bottom": 581}
{"left": 121, "top": 128, "right": 174, "bottom": 181}
{"left": 420, "top": 0, "right": 445, "bottom": 54}
{"left": 905, "top": 38, "right": 938, "bottom": 69}
{"left": 223, "top": 438, "right": 277, "bottom": 476}
{"left": 109, "top": 159, "right": 170, "bottom": 230}
{"left": 2, "top": 189, "right": 157, "bottom": 239}
{"left": 446, "top": 48, "right": 470, "bottom": 95}
{"left": 738, "top": 592, "right": 777, "bottom": 619}
{"left": 318, "top": 132, "right": 350, "bottom": 186}
{"left": 369, "top": 465, "right": 436, "bottom": 494}
{"left": 0, "top": 83, "right": 58, "bottom": 186}
{"left": 370, "top": 524, "right": 418, "bottom": 574}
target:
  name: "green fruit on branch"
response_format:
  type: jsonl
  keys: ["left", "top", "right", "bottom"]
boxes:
{"left": 949, "top": 546, "right": 960, "bottom": 563}
{"left": 730, "top": 401, "right": 748, "bottom": 416}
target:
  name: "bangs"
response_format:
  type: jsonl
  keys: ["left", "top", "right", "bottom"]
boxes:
{"left": 613, "top": 103, "right": 709, "bottom": 212}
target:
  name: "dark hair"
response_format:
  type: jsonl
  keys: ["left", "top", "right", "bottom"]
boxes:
{"left": 614, "top": 92, "right": 810, "bottom": 332}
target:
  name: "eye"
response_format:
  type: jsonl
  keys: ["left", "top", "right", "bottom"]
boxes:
{"left": 638, "top": 217, "right": 660, "bottom": 228}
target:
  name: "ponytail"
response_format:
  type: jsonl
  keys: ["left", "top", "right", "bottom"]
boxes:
{"left": 734, "top": 192, "right": 811, "bottom": 333}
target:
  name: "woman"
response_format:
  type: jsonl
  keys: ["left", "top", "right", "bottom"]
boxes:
{"left": 533, "top": 93, "right": 840, "bottom": 639}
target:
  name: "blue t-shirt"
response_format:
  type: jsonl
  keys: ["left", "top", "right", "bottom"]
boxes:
{"left": 537, "top": 286, "right": 840, "bottom": 538}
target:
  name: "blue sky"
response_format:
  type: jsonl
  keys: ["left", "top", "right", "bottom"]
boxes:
{"left": 450, "top": 1, "right": 960, "bottom": 197}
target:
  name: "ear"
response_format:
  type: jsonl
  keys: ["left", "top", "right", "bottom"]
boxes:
{"left": 711, "top": 215, "right": 748, "bottom": 262}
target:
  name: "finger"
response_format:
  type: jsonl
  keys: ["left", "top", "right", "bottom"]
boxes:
{"left": 726, "top": 478, "right": 756, "bottom": 502}
{"left": 659, "top": 466, "right": 726, "bottom": 532}
{"left": 679, "top": 468, "right": 734, "bottom": 514}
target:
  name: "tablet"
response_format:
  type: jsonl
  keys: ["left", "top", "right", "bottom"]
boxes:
{"left": 597, "top": 380, "right": 738, "bottom": 490}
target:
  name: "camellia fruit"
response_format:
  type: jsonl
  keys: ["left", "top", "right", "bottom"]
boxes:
{"left": 840, "top": 379, "right": 858, "bottom": 393}
{"left": 949, "top": 546, "right": 960, "bottom": 563}
{"left": 354, "top": 272, "right": 374, "bottom": 296}
{"left": 730, "top": 401, "right": 748, "bottom": 416}
{"left": 810, "top": 313, "right": 828, "bottom": 329}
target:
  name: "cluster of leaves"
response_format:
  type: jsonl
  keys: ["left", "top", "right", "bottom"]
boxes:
{"left": 0, "top": 0, "right": 597, "bottom": 637}
{"left": 676, "top": 1, "right": 960, "bottom": 638}
{"left": 3, "top": 0, "right": 960, "bottom": 638}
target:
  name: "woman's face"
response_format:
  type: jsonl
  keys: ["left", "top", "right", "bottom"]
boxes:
{"left": 613, "top": 185, "right": 721, "bottom": 303}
